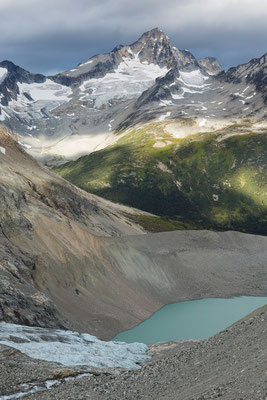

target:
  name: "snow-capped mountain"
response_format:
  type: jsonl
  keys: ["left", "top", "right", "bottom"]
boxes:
{"left": 0, "top": 28, "right": 266, "bottom": 163}
{"left": 0, "top": 60, "right": 72, "bottom": 140}
{"left": 118, "top": 52, "right": 266, "bottom": 131}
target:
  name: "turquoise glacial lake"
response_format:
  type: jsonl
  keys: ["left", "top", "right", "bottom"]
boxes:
{"left": 113, "top": 296, "right": 267, "bottom": 344}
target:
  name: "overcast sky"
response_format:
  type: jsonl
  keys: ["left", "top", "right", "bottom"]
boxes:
{"left": 0, "top": 0, "right": 266, "bottom": 74}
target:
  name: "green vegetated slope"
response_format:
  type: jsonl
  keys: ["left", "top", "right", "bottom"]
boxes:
{"left": 55, "top": 121, "right": 267, "bottom": 235}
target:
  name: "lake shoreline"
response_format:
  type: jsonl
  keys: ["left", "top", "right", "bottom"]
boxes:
{"left": 1, "top": 305, "right": 266, "bottom": 399}
{"left": 113, "top": 296, "right": 267, "bottom": 344}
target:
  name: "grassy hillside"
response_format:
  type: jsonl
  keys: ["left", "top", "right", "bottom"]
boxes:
{"left": 55, "top": 121, "right": 267, "bottom": 235}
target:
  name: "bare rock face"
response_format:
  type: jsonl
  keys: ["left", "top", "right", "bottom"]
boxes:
{"left": 0, "top": 240, "right": 66, "bottom": 328}
{"left": 0, "top": 127, "right": 147, "bottom": 333}
{"left": 197, "top": 56, "right": 223, "bottom": 75}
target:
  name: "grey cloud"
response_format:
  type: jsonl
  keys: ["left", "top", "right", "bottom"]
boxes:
{"left": 0, "top": 0, "right": 266, "bottom": 73}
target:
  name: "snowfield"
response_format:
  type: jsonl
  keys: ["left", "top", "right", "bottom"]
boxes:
{"left": 0, "top": 79, "right": 72, "bottom": 122}
{"left": 79, "top": 53, "right": 168, "bottom": 108}
{"left": 0, "top": 322, "right": 149, "bottom": 370}
{"left": 17, "top": 80, "right": 72, "bottom": 102}
{"left": 178, "top": 70, "right": 210, "bottom": 88}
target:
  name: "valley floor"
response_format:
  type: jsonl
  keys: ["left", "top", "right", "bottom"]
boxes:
{"left": 0, "top": 305, "right": 266, "bottom": 399}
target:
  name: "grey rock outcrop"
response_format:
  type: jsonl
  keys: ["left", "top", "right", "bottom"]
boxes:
{"left": 198, "top": 56, "right": 222, "bottom": 75}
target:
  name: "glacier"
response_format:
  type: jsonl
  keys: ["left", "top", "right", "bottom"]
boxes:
{"left": 0, "top": 322, "right": 149, "bottom": 370}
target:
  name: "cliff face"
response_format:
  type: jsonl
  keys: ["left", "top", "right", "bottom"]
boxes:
{"left": 0, "top": 127, "right": 147, "bottom": 333}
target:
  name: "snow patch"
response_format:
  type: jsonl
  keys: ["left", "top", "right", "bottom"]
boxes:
{"left": 0, "top": 146, "right": 6, "bottom": 155}
{"left": 160, "top": 100, "right": 173, "bottom": 106}
{"left": 0, "top": 67, "right": 8, "bottom": 84}
{"left": 18, "top": 141, "right": 32, "bottom": 149}
{"left": 174, "top": 180, "right": 182, "bottom": 189}
{"left": 242, "top": 86, "right": 250, "bottom": 93}
{"left": 234, "top": 92, "right": 245, "bottom": 98}
{"left": 178, "top": 70, "right": 210, "bottom": 88}
{"left": 158, "top": 111, "right": 171, "bottom": 121}
{"left": 0, "top": 110, "right": 10, "bottom": 121}
{"left": 199, "top": 118, "right": 207, "bottom": 127}
{"left": 157, "top": 162, "right": 172, "bottom": 173}
{"left": 245, "top": 94, "right": 255, "bottom": 100}
{"left": 172, "top": 93, "right": 184, "bottom": 100}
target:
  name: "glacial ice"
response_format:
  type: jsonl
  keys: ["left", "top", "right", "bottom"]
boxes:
{"left": 0, "top": 322, "right": 149, "bottom": 370}
{"left": 0, "top": 79, "right": 72, "bottom": 122}
{"left": 79, "top": 54, "right": 168, "bottom": 108}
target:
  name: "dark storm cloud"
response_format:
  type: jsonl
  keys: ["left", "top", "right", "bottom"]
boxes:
{"left": 0, "top": 0, "right": 266, "bottom": 74}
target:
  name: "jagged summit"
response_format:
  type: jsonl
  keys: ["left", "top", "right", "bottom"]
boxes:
{"left": 57, "top": 27, "right": 176, "bottom": 82}
{"left": 134, "top": 27, "right": 171, "bottom": 48}
{"left": 111, "top": 28, "right": 167, "bottom": 52}
{"left": 140, "top": 27, "right": 166, "bottom": 37}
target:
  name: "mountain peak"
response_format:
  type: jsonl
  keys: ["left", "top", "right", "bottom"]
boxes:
{"left": 141, "top": 27, "right": 168, "bottom": 39}
{"left": 124, "top": 28, "right": 173, "bottom": 69}
{"left": 136, "top": 27, "right": 170, "bottom": 46}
